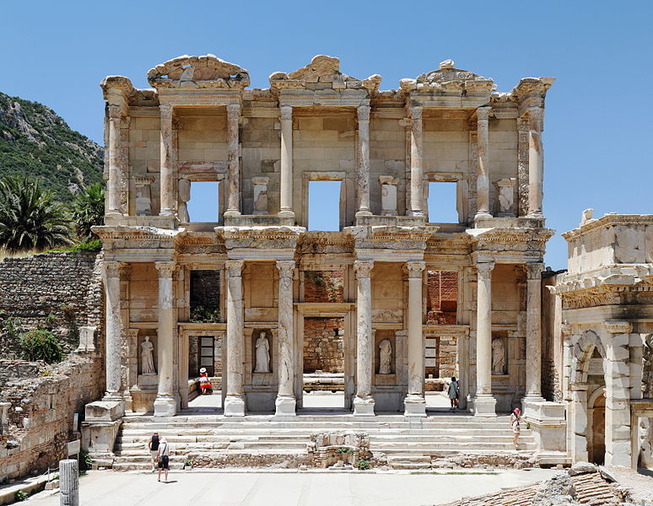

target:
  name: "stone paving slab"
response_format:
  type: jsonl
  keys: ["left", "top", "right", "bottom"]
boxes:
{"left": 25, "top": 468, "right": 556, "bottom": 506}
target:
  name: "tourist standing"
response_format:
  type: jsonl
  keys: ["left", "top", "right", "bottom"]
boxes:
{"left": 447, "top": 377, "right": 460, "bottom": 411}
{"left": 157, "top": 437, "right": 170, "bottom": 483}
{"left": 510, "top": 408, "right": 521, "bottom": 447}
{"left": 147, "top": 432, "right": 160, "bottom": 472}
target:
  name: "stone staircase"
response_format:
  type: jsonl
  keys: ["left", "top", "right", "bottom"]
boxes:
{"left": 110, "top": 411, "right": 569, "bottom": 471}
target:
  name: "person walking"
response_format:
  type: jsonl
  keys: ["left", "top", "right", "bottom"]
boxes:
{"left": 447, "top": 377, "right": 460, "bottom": 411}
{"left": 157, "top": 437, "right": 170, "bottom": 483}
{"left": 147, "top": 432, "right": 160, "bottom": 472}
{"left": 510, "top": 408, "right": 521, "bottom": 447}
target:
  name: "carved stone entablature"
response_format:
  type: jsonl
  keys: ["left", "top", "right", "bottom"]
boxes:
{"left": 296, "top": 231, "right": 355, "bottom": 255}
{"left": 558, "top": 286, "right": 620, "bottom": 310}
{"left": 178, "top": 161, "right": 227, "bottom": 177}
{"left": 511, "top": 77, "right": 556, "bottom": 111}
{"left": 348, "top": 226, "right": 435, "bottom": 252}
{"left": 467, "top": 227, "right": 554, "bottom": 255}
{"left": 93, "top": 225, "right": 180, "bottom": 251}
{"left": 269, "top": 55, "right": 381, "bottom": 94}
{"left": 147, "top": 54, "right": 250, "bottom": 90}
{"left": 101, "top": 76, "right": 135, "bottom": 103}
{"left": 218, "top": 226, "right": 304, "bottom": 252}
{"left": 400, "top": 59, "right": 495, "bottom": 97}
{"left": 604, "top": 320, "right": 632, "bottom": 335}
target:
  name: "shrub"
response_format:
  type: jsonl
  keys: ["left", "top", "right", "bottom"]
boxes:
{"left": 356, "top": 459, "right": 371, "bottom": 470}
{"left": 14, "top": 490, "right": 28, "bottom": 501}
{"left": 18, "top": 329, "right": 64, "bottom": 363}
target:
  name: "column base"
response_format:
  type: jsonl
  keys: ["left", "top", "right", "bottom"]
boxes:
{"left": 275, "top": 396, "right": 297, "bottom": 417}
{"left": 278, "top": 210, "right": 295, "bottom": 219}
{"left": 355, "top": 210, "right": 372, "bottom": 217}
{"left": 353, "top": 396, "right": 375, "bottom": 416}
{"left": 224, "top": 209, "right": 241, "bottom": 218}
{"left": 224, "top": 395, "right": 246, "bottom": 417}
{"left": 153, "top": 395, "right": 177, "bottom": 417}
{"left": 474, "top": 212, "right": 492, "bottom": 220}
{"left": 403, "top": 395, "right": 427, "bottom": 417}
{"left": 472, "top": 395, "right": 497, "bottom": 417}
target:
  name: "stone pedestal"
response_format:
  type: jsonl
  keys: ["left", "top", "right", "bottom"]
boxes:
{"left": 224, "top": 395, "right": 245, "bottom": 417}
{"left": 275, "top": 396, "right": 297, "bottom": 417}
{"left": 404, "top": 395, "right": 427, "bottom": 417}
{"left": 81, "top": 400, "right": 124, "bottom": 464}
{"left": 522, "top": 399, "right": 566, "bottom": 452}
{"left": 153, "top": 396, "right": 176, "bottom": 417}
{"left": 472, "top": 395, "right": 497, "bottom": 417}
{"left": 353, "top": 396, "right": 375, "bottom": 416}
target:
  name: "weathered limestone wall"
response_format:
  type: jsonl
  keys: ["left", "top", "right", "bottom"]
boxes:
{"left": 0, "top": 355, "right": 104, "bottom": 483}
{"left": 0, "top": 252, "right": 102, "bottom": 357}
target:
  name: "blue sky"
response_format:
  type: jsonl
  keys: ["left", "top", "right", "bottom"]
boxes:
{"left": 2, "top": 0, "right": 652, "bottom": 269}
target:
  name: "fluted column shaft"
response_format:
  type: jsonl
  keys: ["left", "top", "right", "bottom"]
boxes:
{"left": 476, "top": 262, "right": 494, "bottom": 395}
{"left": 103, "top": 262, "right": 122, "bottom": 398}
{"left": 357, "top": 104, "right": 371, "bottom": 215}
{"left": 279, "top": 106, "right": 294, "bottom": 216}
{"left": 153, "top": 262, "right": 177, "bottom": 416}
{"left": 275, "top": 261, "right": 296, "bottom": 416}
{"left": 409, "top": 106, "right": 424, "bottom": 216}
{"left": 107, "top": 105, "right": 122, "bottom": 215}
{"left": 354, "top": 260, "right": 375, "bottom": 415}
{"left": 225, "top": 104, "right": 241, "bottom": 215}
{"left": 159, "top": 104, "right": 175, "bottom": 216}
{"left": 225, "top": 260, "right": 245, "bottom": 416}
{"left": 525, "top": 263, "right": 544, "bottom": 398}
{"left": 404, "top": 261, "right": 426, "bottom": 416}
{"left": 527, "top": 108, "right": 544, "bottom": 217}
{"left": 476, "top": 107, "right": 491, "bottom": 218}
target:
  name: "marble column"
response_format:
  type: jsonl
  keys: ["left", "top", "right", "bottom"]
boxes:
{"left": 279, "top": 105, "right": 294, "bottom": 217}
{"left": 159, "top": 104, "right": 175, "bottom": 216}
{"left": 525, "top": 263, "right": 545, "bottom": 399}
{"left": 225, "top": 103, "right": 241, "bottom": 216}
{"left": 404, "top": 261, "right": 426, "bottom": 416}
{"left": 527, "top": 107, "right": 544, "bottom": 218}
{"left": 356, "top": 104, "right": 371, "bottom": 216}
{"left": 354, "top": 260, "right": 375, "bottom": 415}
{"left": 474, "top": 261, "right": 496, "bottom": 416}
{"left": 107, "top": 104, "right": 123, "bottom": 215}
{"left": 103, "top": 262, "right": 123, "bottom": 401}
{"left": 409, "top": 106, "right": 424, "bottom": 217}
{"left": 275, "top": 260, "right": 296, "bottom": 416}
{"left": 225, "top": 260, "right": 245, "bottom": 416}
{"left": 153, "top": 261, "right": 177, "bottom": 417}
{"left": 475, "top": 106, "right": 491, "bottom": 219}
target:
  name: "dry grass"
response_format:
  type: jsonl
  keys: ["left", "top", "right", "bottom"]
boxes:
{"left": 0, "top": 248, "right": 42, "bottom": 262}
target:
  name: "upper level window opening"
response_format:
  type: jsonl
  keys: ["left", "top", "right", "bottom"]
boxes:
{"left": 186, "top": 181, "right": 220, "bottom": 222}
{"left": 427, "top": 181, "right": 458, "bottom": 223}
{"left": 308, "top": 180, "right": 341, "bottom": 231}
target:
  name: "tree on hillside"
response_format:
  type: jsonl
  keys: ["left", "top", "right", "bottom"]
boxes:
{"left": 0, "top": 176, "right": 73, "bottom": 252}
{"left": 72, "top": 183, "right": 105, "bottom": 241}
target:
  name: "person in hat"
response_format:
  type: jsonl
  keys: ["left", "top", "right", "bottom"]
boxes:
{"left": 510, "top": 408, "right": 521, "bottom": 447}
{"left": 199, "top": 367, "right": 212, "bottom": 395}
{"left": 157, "top": 436, "right": 170, "bottom": 482}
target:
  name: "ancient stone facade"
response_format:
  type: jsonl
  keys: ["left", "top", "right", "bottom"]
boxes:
{"left": 89, "top": 54, "right": 555, "bottom": 429}
{"left": 551, "top": 213, "right": 653, "bottom": 468}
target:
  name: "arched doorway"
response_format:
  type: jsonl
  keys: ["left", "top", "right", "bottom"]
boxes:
{"left": 588, "top": 388, "right": 606, "bottom": 465}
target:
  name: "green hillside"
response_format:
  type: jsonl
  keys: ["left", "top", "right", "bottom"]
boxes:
{"left": 0, "top": 92, "right": 103, "bottom": 202}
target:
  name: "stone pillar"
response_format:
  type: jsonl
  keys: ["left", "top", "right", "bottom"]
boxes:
{"left": 604, "top": 321, "right": 632, "bottom": 467}
{"left": 225, "top": 103, "right": 241, "bottom": 216}
{"left": 275, "top": 260, "right": 296, "bottom": 416}
{"left": 159, "top": 104, "right": 175, "bottom": 216}
{"left": 525, "top": 263, "right": 545, "bottom": 399}
{"left": 153, "top": 262, "right": 177, "bottom": 417}
{"left": 409, "top": 106, "right": 424, "bottom": 216}
{"left": 225, "top": 260, "right": 245, "bottom": 416}
{"left": 107, "top": 104, "right": 123, "bottom": 215}
{"left": 404, "top": 261, "right": 426, "bottom": 417}
{"left": 474, "top": 261, "right": 496, "bottom": 416}
{"left": 475, "top": 106, "right": 491, "bottom": 219}
{"left": 570, "top": 384, "right": 589, "bottom": 463}
{"left": 356, "top": 104, "right": 371, "bottom": 216}
{"left": 527, "top": 107, "right": 544, "bottom": 218}
{"left": 103, "top": 262, "right": 123, "bottom": 400}
{"left": 354, "top": 260, "right": 375, "bottom": 415}
{"left": 59, "top": 459, "right": 79, "bottom": 506}
{"left": 279, "top": 105, "right": 294, "bottom": 217}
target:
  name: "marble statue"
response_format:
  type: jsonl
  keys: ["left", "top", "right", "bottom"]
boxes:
{"left": 254, "top": 331, "right": 271, "bottom": 373}
{"left": 491, "top": 338, "right": 505, "bottom": 375}
{"left": 141, "top": 335, "right": 155, "bottom": 374}
{"left": 379, "top": 339, "right": 392, "bottom": 374}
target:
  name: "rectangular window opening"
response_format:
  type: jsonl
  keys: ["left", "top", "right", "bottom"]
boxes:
{"left": 190, "top": 270, "right": 220, "bottom": 323}
{"left": 308, "top": 181, "right": 341, "bottom": 231}
{"left": 187, "top": 181, "right": 219, "bottom": 222}
{"left": 427, "top": 181, "right": 458, "bottom": 224}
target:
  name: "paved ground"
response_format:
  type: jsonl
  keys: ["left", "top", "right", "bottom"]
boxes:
{"left": 26, "top": 468, "right": 556, "bottom": 506}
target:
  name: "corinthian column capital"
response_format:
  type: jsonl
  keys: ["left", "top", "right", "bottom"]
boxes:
{"left": 476, "top": 261, "right": 495, "bottom": 279}
{"left": 280, "top": 105, "right": 292, "bottom": 121}
{"left": 226, "top": 103, "right": 241, "bottom": 120}
{"left": 225, "top": 259, "right": 244, "bottom": 277}
{"left": 155, "top": 261, "right": 177, "bottom": 278}
{"left": 476, "top": 106, "right": 491, "bottom": 122}
{"left": 357, "top": 104, "right": 370, "bottom": 121}
{"left": 525, "top": 263, "right": 545, "bottom": 280}
{"left": 104, "top": 261, "right": 122, "bottom": 279}
{"left": 404, "top": 261, "right": 425, "bottom": 278}
{"left": 354, "top": 260, "right": 374, "bottom": 278}
{"left": 276, "top": 260, "right": 295, "bottom": 278}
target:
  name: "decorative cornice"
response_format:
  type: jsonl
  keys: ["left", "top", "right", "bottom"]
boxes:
{"left": 562, "top": 214, "right": 653, "bottom": 241}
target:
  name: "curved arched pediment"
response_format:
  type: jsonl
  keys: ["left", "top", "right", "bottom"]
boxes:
{"left": 147, "top": 54, "right": 250, "bottom": 89}
{"left": 571, "top": 330, "right": 606, "bottom": 384}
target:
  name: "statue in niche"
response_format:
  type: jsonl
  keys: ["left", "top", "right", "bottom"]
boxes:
{"left": 141, "top": 336, "right": 156, "bottom": 375}
{"left": 254, "top": 331, "right": 270, "bottom": 373}
{"left": 492, "top": 338, "right": 505, "bottom": 375}
{"left": 379, "top": 339, "right": 392, "bottom": 375}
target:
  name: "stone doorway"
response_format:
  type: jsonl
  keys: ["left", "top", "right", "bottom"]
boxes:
{"left": 179, "top": 327, "right": 225, "bottom": 411}
{"left": 589, "top": 390, "right": 606, "bottom": 465}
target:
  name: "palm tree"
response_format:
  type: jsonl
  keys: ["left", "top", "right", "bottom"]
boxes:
{"left": 72, "top": 183, "right": 105, "bottom": 241}
{"left": 0, "top": 176, "right": 73, "bottom": 252}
